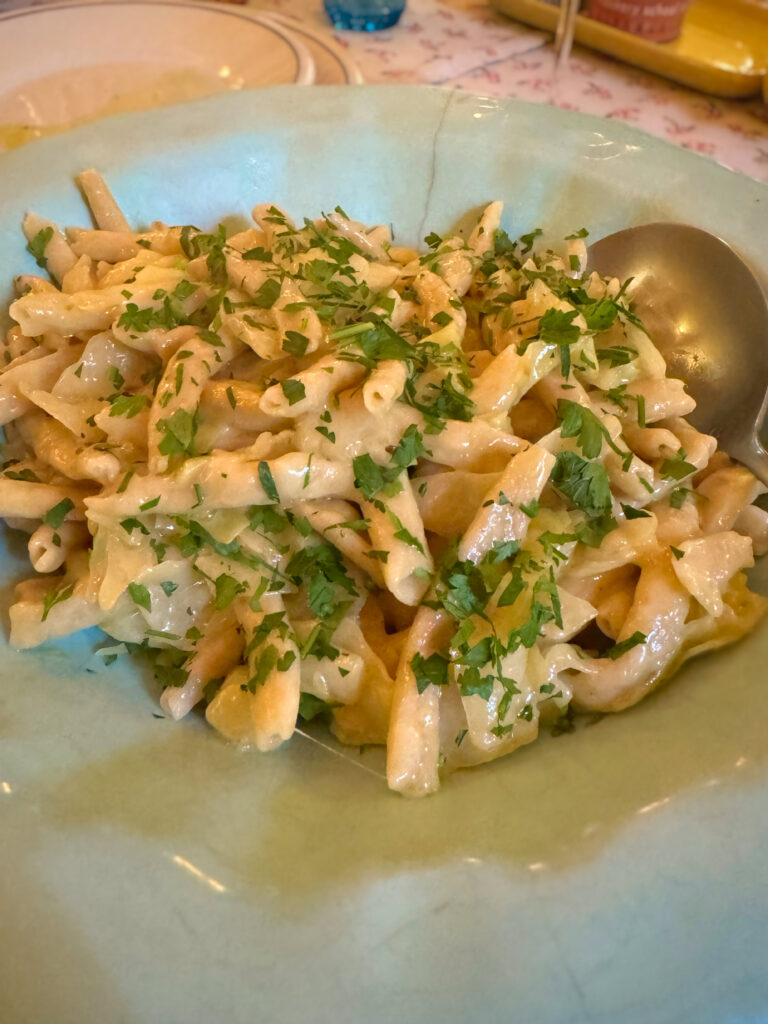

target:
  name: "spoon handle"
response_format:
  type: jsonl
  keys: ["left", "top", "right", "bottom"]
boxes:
{"left": 729, "top": 435, "right": 768, "bottom": 489}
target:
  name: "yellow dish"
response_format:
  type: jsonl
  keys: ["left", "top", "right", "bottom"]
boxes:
{"left": 490, "top": 0, "right": 768, "bottom": 98}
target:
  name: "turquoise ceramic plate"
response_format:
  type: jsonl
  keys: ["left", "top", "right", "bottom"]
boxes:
{"left": 1, "top": 87, "right": 767, "bottom": 1024}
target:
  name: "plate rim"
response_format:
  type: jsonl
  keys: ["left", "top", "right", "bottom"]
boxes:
{"left": 1, "top": 82, "right": 764, "bottom": 195}
{"left": 260, "top": 10, "right": 365, "bottom": 85}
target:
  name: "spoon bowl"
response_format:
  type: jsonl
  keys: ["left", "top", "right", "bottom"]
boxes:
{"left": 588, "top": 223, "right": 768, "bottom": 485}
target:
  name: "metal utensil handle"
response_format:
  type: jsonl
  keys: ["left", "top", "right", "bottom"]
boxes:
{"left": 554, "top": 0, "right": 580, "bottom": 65}
{"left": 731, "top": 434, "right": 768, "bottom": 488}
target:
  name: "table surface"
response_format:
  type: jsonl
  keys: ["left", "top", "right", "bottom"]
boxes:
{"left": 0, "top": 0, "right": 766, "bottom": 181}
{"left": 260, "top": 0, "right": 768, "bottom": 182}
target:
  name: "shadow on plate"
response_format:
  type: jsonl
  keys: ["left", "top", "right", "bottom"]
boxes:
{"left": 28, "top": 611, "right": 768, "bottom": 906}
{"left": 0, "top": 855, "right": 128, "bottom": 1024}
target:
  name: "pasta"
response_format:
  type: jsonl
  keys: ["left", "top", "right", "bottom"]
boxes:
{"left": 2, "top": 172, "right": 766, "bottom": 795}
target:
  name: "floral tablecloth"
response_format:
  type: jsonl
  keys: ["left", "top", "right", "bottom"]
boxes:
{"left": 254, "top": 0, "right": 768, "bottom": 182}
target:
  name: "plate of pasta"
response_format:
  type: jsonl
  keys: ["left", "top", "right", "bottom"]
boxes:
{"left": 2, "top": 86, "right": 767, "bottom": 1024}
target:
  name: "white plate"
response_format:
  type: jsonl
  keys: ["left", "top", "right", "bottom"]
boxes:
{"left": 262, "top": 11, "right": 365, "bottom": 85}
{"left": 0, "top": 0, "right": 315, "bottom": 149}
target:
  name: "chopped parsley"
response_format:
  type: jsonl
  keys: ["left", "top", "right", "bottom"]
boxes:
{"left": 621, "top": 503, "right": 651, "bottom": 520}
{"left": 411, "top": 651, "right": 450, "bottom": 694}
{"left": 352, "top": 425, "right": 427, "bottom": 500}
{"left": 660, "top": 449, "right": 698, "bottom": 481}
{"left": 258, "top": 461, "right": 280, "bottom": 503}
{"left": 386, "top": 507, "right": 425, "bottom": 554}
{"left": 549, "top": 451, "right": 615, "bottom": 541}
{"left": 286, "top": 541, "right": 358, "bottom": 620}
{"left": 27, "top": 226, "right": 54, "bottom": 269}
{"left": 251, "top": 277, "right": 282, "bottom": 309}
{"left": 152, "top": 648, "right": 189, "bottom": 689}
{"left": 603, "top": 631, "right": 647, "bottom": 660}
{"left": 353, "top": 454, "right": 400, "bottom": 500}
{"left": 43, "top": 497, "right": 74, "bottom": 529}
{"left": 283, "top": 331, "right": 310, "bottom": 357}
{"left": 557, "top": 399, "right": 631, "bottom": 469}
{"left": 116, "top": 469, "right": 134, "bottom": 493}
{"left": 157, "top": 408, "right": 198, "bottom": 458}
{"left": 120, "top": 517, "right": 149, "bottom": 536}
{"left": 537, "top": 307, "right": 581, "bottom": 377}
{"left": 431, "top": 311, "right": 453, "bottom": 328}
{"left": 108, "top": 366, "right": 125, "bottom": 391}
{"left": 109, "top": 394, "right": 150, "bottom": 419}
{"left": 248, "top": 504, "right": 290, "bottom": 535}
{"left": 280, "top": 379, "right": 306, "bottom": 406}
{"left": 519, "top": 228, "right": 542, "bottom": 253}
{"left": 4, "top": 467, "right": 40, "bottom": 482}
{"left": 242, "top": 246, "right": 273, "bottom": 262}
{"left": 403, "top": 372, "right": 474, "bottom": 432}
{"left": 298, "top": 692, "right": 335, "bottom": 721}
{"left": 128, "top": 582, "right": 151, "bottom": 612}
{"left": 180, "top": 223, "right": 228, "bottom": 284}
{"left": 597, "top": 345, "right": 637, "bottom": 367}
{"left": 214, "top": 573, "right": 247, "bottom": 610}
{"left": 669, "top": 487, "right": 693, "bottom": 509}
{"left": 41, "top": 581, "right": 75, "bottom": 621}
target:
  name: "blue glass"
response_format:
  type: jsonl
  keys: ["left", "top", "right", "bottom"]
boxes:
{"left": 323, "top": 0, "right": 405, "bottom": 31}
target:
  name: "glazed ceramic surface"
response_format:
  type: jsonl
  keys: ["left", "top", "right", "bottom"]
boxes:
{"left": 0, "top": 1, "right": 314, "bottom": 150}
{"left": 0, "top": 87, "right": 767, "bottom": 1024}
{"left": 262, "top": 11, "right": 365, "bottom": 84}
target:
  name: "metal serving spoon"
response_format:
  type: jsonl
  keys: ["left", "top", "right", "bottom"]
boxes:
{"left": 588, "top": 223, "right": 768, "bottom": 486}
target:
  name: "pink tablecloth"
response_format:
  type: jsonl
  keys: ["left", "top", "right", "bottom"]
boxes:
{"left": 257, "top": 0, "right": 768, "bottom": 182}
